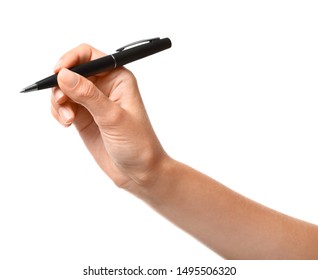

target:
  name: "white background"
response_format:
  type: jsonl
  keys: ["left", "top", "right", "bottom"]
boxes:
{"left": 1, "top": 0, "right": 318, "bottom": 279}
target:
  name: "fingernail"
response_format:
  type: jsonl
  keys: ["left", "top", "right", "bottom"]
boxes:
{"left": 54, "top": 89, "right": 65, "bottom": 103}
{"left": 59, "top": 106, "right": 73, "bottom": 124}
{"left": 59, "top": 68, "right": 79, "bottom": 89}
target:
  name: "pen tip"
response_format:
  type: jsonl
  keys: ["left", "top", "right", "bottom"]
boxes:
{"left": 20, "top": 83, "right": 38, "bottom": 93}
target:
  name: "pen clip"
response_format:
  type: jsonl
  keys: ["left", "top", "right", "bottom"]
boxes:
{"left": 116, "top": 37, "right": 160, "bottom": 52}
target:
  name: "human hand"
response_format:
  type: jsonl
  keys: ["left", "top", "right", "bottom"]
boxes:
{"left": 51, "top": 44, "right": 168, "bottom": 192}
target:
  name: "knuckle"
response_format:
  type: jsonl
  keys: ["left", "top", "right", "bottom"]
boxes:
{"left": 99, "top": 105, "right": 125, "bottom": 127}
{"left": 59, "top": 44, "right": 92, "bottom": 68}
{"left": 77, "top": 43, "right": 93, "bottom": 59}
{"left": 77, "top": 79, "right": 96, "bottom": 100}
{"left": 50, "top": 93, "right": 56, "bottom": 105}
{"left": 117, "top": 68, "right": 137, "bottom": 83}
{"left": 108, "top": 106, "right": 125, "bottom": 123}
{"left": 78, "top": 43, "right": 92, "bottom": 49}
{"left": 50, "top": 106, "right": 60, "bottom": 122}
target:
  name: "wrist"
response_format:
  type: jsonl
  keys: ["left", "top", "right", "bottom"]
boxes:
{"left": 128, "top": 154, "right": 180, "bottom": 205}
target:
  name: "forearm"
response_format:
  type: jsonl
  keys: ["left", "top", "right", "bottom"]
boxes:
{"left": 132, "top": 157, "right": 318, "bottom": 259}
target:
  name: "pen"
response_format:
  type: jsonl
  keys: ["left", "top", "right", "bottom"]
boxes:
{"left": 20, "top": 37, "right": 172, "bottom": 93}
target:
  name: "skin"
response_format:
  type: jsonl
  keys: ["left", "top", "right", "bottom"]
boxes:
{"left": 51, "top": 44, "right": 318, "bottom": 260}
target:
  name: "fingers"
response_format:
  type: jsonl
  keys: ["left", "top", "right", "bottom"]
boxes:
{"left": 51, "top": 87, "right": 97, "bottom": 132}
{"left": 52, "top": 43, "right": 106, "bottom": 104}
{"left": 54, "top": 43, "right": 105, "bottom": 73}
{"left": 51, "top": 93, "right": 75, "bottom": 127}
{"left": 52, "top": 86, "right": 68, "bottom": 104}
{"left": 57, "top": 68, "right": 119, "bottom": 127}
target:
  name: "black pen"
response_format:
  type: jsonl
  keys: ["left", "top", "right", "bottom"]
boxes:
{"left": 20, "top": 37, "right": 172, "bottom": 93}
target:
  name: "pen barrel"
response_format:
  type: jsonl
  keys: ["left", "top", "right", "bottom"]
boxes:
{"left": 36, "top": 55, "right": 116, "bottom": 90}
{"left": 70, "top": 55, "right": 115, "bottom": 76}
{"left": 113, "top": 38, "right": 172, "bottom": 67}
{"left": 36, "top": 75, "right": 58, "bottom": 90}
{"left": 33, "top": 38, "right": 171, "bottom": 91}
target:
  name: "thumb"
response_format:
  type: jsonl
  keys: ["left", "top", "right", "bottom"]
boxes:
{"left": 57, "top": 68, "right": 115, "bottom": 124}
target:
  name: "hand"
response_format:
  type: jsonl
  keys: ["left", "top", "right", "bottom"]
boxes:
{"left": 51, "top": 44, "right": 168, "bottom": 191}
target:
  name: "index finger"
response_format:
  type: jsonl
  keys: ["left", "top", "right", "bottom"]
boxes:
{"left": 54, "top": 43, "right": 106, "bottom": 73}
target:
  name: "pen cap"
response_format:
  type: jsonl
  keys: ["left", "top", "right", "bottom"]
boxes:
{"left": 113, "top": 38, "right": 172, "bottom": 67}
